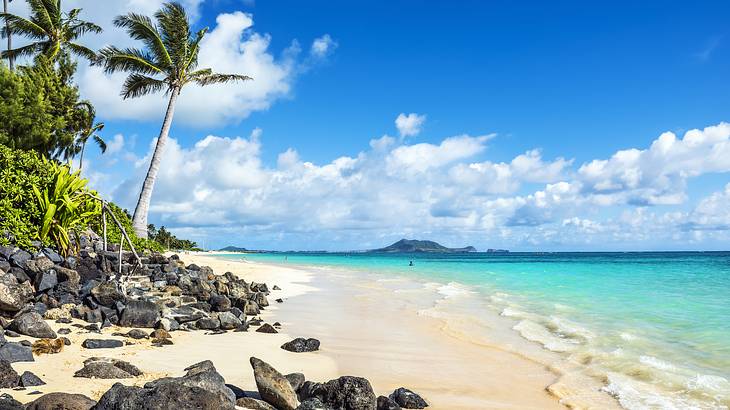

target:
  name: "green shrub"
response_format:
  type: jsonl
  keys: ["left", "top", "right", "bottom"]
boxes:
{"left": 0, "top": 145, "right": 56, "bottom": 248}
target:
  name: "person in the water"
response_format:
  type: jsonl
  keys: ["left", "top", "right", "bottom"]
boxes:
{"left": 409, "top": 260, "right": 414, "bottom": 266}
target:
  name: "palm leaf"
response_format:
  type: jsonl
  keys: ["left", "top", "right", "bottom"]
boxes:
{"left": 156, "top": 2, "right": 190, "bottom": 70}
{"left": 97, "top": 46, "right": 163, "bottom": 75}
{"left": 113, "top": 13, "right": 173, "bottom": 70}
{"left": 121, "top": 73, "right": 167, "bottom": 99}
{"left": 66, "top": 42, "right": 97, "bottom": 61}
{"left": 93, "top": 134, "right": 107, "bottom": 153}
{"left": 0, "top": 13, "right": 47, "bottom": 40}
{"left": 192, "top": 72, "right": 253, "bottom": 87}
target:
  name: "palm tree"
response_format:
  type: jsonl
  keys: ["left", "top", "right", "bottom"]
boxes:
{"left": 99, "top": 2, "right": 252, "bottom": 238}
{"left": 0, "top": 0, "right": 101, "bottom": 63}
{"left": 63, "top": 101, "right": 106, "bottom": 171}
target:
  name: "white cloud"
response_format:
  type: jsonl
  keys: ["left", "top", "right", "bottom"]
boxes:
{"left": 310, "top": 34, "right": 337, "bottom": 58}
{"left": 94, "top": 117, "right": 730, "bottom": 250}
{"left": 395, "top": 113, "right": 427, "bottom": 137}
{"left": 105, "top": 134, "right": 125, "bottom": 154}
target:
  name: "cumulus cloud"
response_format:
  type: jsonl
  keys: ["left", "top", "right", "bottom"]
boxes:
{"left": 310, "top": 34, "right": 338, "bottom": 58}
{"left": 105, "top": 134, "right": 125, "bottom": 154}
{"left": 395, "top": 113, "right": 427, "bottom": 137}
{"left": 98, "top": 121, "right": 730, "bottom": 250}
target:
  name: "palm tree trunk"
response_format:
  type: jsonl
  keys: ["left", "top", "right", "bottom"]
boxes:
{"left": 3, "top": 0, "right": 11, "bottom": 71}
{"left": 131, "top": 86, "right": 180, "bottom": 238}
{"left": 79, "top": 142, "right": 86, "bottom": 172}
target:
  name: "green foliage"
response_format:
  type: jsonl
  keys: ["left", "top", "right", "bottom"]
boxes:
{"left": 0, "top": 145, "right": 55, "bottom": 248}
{"left": 33, "top": 162, "right": 100, "bottom": 256}
{"left": 93, "top": 203, "right": 164, "bottom": 253}
{"left": 148, "top": 224, "right": 199, "bottom": 251}
{"left": 0, "top": 56, "right": 91, "bottom": 158}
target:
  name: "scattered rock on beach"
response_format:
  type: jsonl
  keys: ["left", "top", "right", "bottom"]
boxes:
{"left": 281, "top": 338, "right": 320, "bottom": 353}
{"left": 8, "top": 312, "right": 56, "bottom": 339}
{"left": 81, "top": 339, "right": 123, "bottom": 349}
{"left": 256, "top": 323, "right": 278, "bottom": 334}
{"left": 0, "top": 341, "right": 34, "bottom": 362}
{"left": 250, "top": 357, "right": 300, "bottom": 410}
{"left": 125, "top": 329, "right": 148, "bottom": 339}
{"left": 389, "top": 388, "right": 428, "bottom": 409}
{"left": 20, "top": 371, "right": 45, "bottom": 387}
{"left": 74, "top": 357, "right": 142, "bottom": 379}
{"left": 24, "top": 392, "right": 96, "bottom": 410}
{"left": 0, "top": 360, "right": 20, "bottom": 388}
{"left": 296, "top": 398, "right": 330, "bottom": 410}
{"left": 299, "top": 376, "right": 377, "bottom": 410}
{"left": 94, "top": 360, "right": 235, "bottom": 409}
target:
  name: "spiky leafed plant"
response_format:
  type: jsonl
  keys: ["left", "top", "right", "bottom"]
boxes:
{"left": 63, "top": 101, "right": 106, "bottom": 171}
{"left": 98, "top": 2, "right": 252, "bottom": 238}
{"left": 0, "top": 0, "right": 101, "bottom": 63}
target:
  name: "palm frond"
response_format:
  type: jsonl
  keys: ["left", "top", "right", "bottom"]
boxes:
{"left": 1, "top": 42, "right": 46, "bottom": 60}
{"left": 0, "top": 13, "right": 48, "bottom": 40}
{"left": 66, "top": 20, "right": 103, "bottom": 39}
{"left": 184, "top": 28, "right": 207, "bottom": 71}
{"left": 113, "top": 13, "right": 172, "bottom": 70}
{"left": 27, "top": 0, "right": 56, "bottom": 33}
{"left": 98, "top": 46, "right": 164, "bottom": 75}
{"left": 192, "top": 72, "right": 253, "bottom": 87}
{"left": 156, "top": 2, "right": 190, "bottom": 71}
{"left": 121, "top": 73, "right": 167, "bottom": 99}
{"left": 66, "top": 42, "right": 97, "bottom": 62}
{"left": 93, "top": 134, "right": 107, "bottom": 153}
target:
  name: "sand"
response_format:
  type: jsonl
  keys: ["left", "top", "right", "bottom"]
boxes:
{"left": 1, "top": 252, "right": 617, "bottom": 409}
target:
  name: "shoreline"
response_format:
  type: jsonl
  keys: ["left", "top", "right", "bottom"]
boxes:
{"left": 195, "top": 253, "right": 618, "bottom": 409}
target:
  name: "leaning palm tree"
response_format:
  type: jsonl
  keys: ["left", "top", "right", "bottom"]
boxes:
{"left": 63, "top": 101, "right": 106, "bottom": 171}
{"left": 99, "top": 2, "right": 251, "bottom": 238}
{"left": 0, "top": 0, "right": 101, "bottom": 63}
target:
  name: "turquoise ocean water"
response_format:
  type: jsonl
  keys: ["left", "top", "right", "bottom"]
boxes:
{"left": 216, "top": 251, "right": 730, "bottom": 409}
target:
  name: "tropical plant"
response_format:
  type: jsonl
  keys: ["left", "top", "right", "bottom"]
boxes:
{"left": 62, "top": 101, "right": 105, "bottom": 170}
{"left": 32, "top": 161, "right": 100, "bottom": 255}
{"left": 92, "top": 202, "right": 164, "bottom": 253}
{"left": 98, "top": 1, "right": 252, "bottom": 238}
{"left": 0, "top": 0, "right": 101, "bottom": 63}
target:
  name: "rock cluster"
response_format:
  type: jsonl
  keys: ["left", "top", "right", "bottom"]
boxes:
{"left": 1, "top": 239, "right": 272, "bottom": 341}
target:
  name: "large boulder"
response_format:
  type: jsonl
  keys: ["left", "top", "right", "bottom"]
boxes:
{"left": 90, "top": 282, "right": 127, "bottom": 307}
{"left": 9, "top": 250, "right": 31, "bottom": 270}
{"left": 9, "top": 312, "right": 57, "bottom": 338}
{"left": 75, "top": 357, "right": 142, "bottom": 379}
{"left": 388, "top": 388, "right": 427, "bottom": 409}
{"left": 250, "top": 357, "right": 299, "bottom": 410}
{"left": 0, "top": 342, "right": 34, "bottom": 363}
{"left": 217, "top": 312, "right": 242, "bottom": 330}
{"left": 33, "top": 269, "right": 58, "bottom": 292}
{"left": 209, "top": 295, "right": 231, "bottom": 312}
{"left": 285, "top": 373, "right": 306, "bottom": 392}
{"left": 119, "top": 300, "right": 159, "bottom": 328}
{"left": 25, "top": 392, "right": 96, "bottom": 410}
{"left": 0, "top": 360, "right": 19, "bottom": 388}
{"left": 93, "top": 360, "right": 235, "bottom": 410}
{"left": 281, "top": 338, "right": 320, "bottom": 353}
{"left": 300, "top": 376, "right": 377, "bottom": 410}
{"left": 0, "top": 274, "right": 34, "bottom": 312}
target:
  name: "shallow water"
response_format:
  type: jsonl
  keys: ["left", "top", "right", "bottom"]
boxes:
{"left": 216, "top": 251, "right": 730, "bottom": 409}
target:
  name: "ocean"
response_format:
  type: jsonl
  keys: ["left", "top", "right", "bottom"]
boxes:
{"left": 214, "top": 251, "right": 730, "bottom": 409}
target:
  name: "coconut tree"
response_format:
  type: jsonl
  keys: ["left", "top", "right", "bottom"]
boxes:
{"left": 62, "top": 101, "right": 106, "bottom": 171}
{"left": 98, "top": 2, "right": 251, "bottom": 238}
{"left": 0, "top": 0, "right": 101, "bottom": 63}
{"left": 2, "top": 0, "right": 12, "bottom": 70}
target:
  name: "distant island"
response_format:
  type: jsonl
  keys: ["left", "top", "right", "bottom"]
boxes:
{"left": 369, "top": 239, "right": 477, "bottom": 253}
{"left": 486, "top": 248, "right": 509, "bottom": 253}
{"left": 218, "top": 246, "right": 249, "bottom": 252}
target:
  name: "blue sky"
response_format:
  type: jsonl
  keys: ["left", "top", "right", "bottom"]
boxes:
{"left": 11, "top": 0, "right": 730, "bottom": 250}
